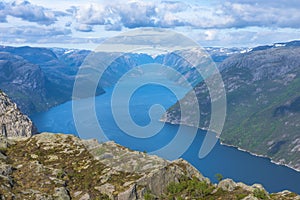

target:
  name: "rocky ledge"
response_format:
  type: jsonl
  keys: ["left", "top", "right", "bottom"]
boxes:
{"left": 0, "top": 133, "right": 299, "bottom": 200}
{"left": 0, "top": 90, "right": 37, "bottom": 137}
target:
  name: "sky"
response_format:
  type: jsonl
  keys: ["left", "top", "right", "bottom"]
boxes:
{"left": 0, "top": 0, "right": 300, "bottom": 49}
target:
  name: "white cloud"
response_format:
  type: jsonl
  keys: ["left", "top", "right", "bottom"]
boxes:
{"left": 72, "top": 0, "right": 300, "bottom": 30}
{"left": 0, "top": 26, "right": 71, "bottom": 43}
{"left": 75, "top": 24, "right": 93, "bottom": 32}
{"left": 0, "top": 0, "right": 66, "bottom": 25}
{"left": 220, "top": 1, "right": 300, "bottom": 29}
{"left": 204, "top": 30, "right": 217, "bottom": 41}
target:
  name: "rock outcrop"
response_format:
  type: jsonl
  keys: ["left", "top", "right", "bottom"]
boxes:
{"left": 0, "top": 90, "right": 37, "bottom": 137}
{"left": 0, "top": 133, "right": 298, "bottom": 199}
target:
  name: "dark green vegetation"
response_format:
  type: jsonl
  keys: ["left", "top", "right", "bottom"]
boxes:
{"left": 1, "top": 133, "right": 298, "bottom": 200}
{"left": 146, "top": 176, "right": 298, "bottom": 200}
{"left": 163, "top": 43, "right": 300, "bottom": 171}
{"left": 165, "top": 177, "right": 215, "bottom": 199}
{"left": 215, "top": 173, "right": 224, "bottom": 182}
{"left": 253, "top": 188, "right": 269, "bottom": 199}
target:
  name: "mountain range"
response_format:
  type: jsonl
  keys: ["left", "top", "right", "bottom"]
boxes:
{"left": 0, "top": 45, "right": 243, "bottom": 115}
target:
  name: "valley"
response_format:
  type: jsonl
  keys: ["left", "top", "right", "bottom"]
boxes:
{"left": 1, "top": 41, "right": 300, "bottom": 196}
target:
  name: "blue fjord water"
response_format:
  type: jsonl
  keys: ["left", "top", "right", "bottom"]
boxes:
{"left": 31, "top": 83, "right": 300, "bottom": 194}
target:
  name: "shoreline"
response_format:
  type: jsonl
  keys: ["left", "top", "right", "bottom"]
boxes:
{"left": 219, "top": 141, "right": 300, "bottom": 173}
{"left": 160, "top": 119, "right": 300, "bottom": 173}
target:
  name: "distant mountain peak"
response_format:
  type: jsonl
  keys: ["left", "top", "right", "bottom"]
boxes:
{"left": 251, "top": 40, "right": 300, "bottom": 52}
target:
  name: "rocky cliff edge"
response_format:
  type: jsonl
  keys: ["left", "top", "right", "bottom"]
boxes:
{"left": 0, "top": 90, "right": 37, "bottom": 137}
{"left": 0, "top": 133, "right": 299, "bottom": 200}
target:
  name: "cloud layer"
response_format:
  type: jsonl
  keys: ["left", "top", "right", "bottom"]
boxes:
{"left": 0, "top": 0, "right": 300, "bottom": 48}
{"left": 0, "top": 1, "right": 66, "bottom": 25}
{"left": 73, "top": 0, "right": 300, "bottom": 31}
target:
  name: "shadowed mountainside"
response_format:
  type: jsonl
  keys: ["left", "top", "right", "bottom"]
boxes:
{"left": 162, "top": 42, "right": 300, "bottom": 171}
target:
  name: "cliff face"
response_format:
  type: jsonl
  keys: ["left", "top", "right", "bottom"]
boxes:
{"left": 0, "top": 91, "right": 37, "bottom": 137}
{"left": 162, "top": 44, "right": 300, "bottom": 171}
{"left": 0, "top": 133, "right": 299, "bottom": 200}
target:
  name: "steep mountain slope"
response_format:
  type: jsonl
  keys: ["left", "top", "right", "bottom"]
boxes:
{"left": 51, "top": 48, "right": 90, "bottom": 69}
{"left": 0, "top": 46, "right": 102, "bottom": 114}
{"left": 162, "top": 43, "right": 300, "bottom": 171}
{"left": 0, "top": 133, "right": 298, "bottom": 199}
{"left": 0, "top": 52, "right": 48, "bottom": 114}
{"left": 0, "top": 90, "right": 37, "bottom": 137}
{"left": 155, "top": 47, "right": 245, "bottom": 86}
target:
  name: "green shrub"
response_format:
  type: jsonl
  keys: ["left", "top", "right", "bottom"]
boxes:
{"left": 167, "top": 182, "right": 185, "bottom": 195}
{"left": 166, "top": 177, "right": 214, "bottom": 199}
{"left": 253, "top": 188, "right": 268, "bottom": 199}
{"left": 236, "top": 193, "right": 248, "bottom": 200}
{"left": 144, "top": 191, "right": 155, "bottom": 200}
{"left": 215, "top": 173, "right": 223, "bottom": 182}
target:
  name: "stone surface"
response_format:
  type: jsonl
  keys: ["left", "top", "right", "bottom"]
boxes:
{"left": 242, "top": 194, "right": 259, "bottom": 200}
{"left": 53, "top": 187, "right": 71, "bottom": 200}
{"left": 95, "top": 183, "right": 115, "bottom": 199}
{"left": 218, "top": 179, "right": 237, "bottom": 191}
{"left": 78, "top": 193, "right": 90, "bottom": 200}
